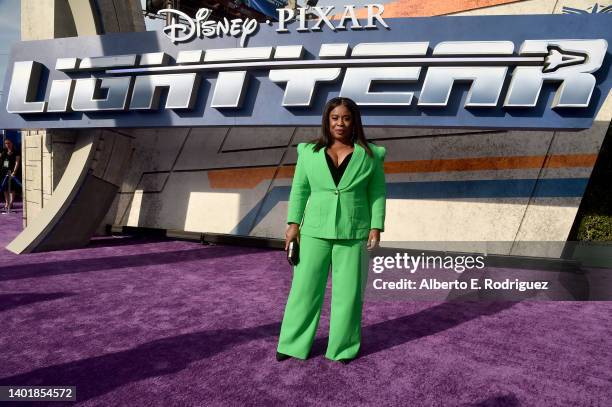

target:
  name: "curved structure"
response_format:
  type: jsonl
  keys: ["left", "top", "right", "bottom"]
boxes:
{"left": 8, "top": 0, "right": 142, "bottom": 253}
{"left": 9, "top": 132, "right": 96, "bottom": 252}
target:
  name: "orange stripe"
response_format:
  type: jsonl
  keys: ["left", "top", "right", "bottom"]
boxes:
{"left": 208, "top": 167, "right": 277, "bottom": 188}
{"left": 545, "top": 154, "right": 597, "bottom": 168}
{"left": 207, "top": 154, "right": 597, "bottom": 188}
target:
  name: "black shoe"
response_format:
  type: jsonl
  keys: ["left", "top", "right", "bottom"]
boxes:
{"left": 276, "top": 352, "right": 291, "bottom": 361}
{"left": 338, "top": 358, "right": 355, "bottom": 365}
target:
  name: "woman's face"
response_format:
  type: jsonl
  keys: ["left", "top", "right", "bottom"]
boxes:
{"left": 4, "top": 140, "right": 13, "bottom": 151}
{"left": 328, "top": 104, "right": 353, "bottom": 142}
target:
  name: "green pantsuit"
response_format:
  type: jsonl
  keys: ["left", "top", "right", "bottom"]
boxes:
{"left": 277, "top": 141, "right": 387, "bottom": 361}
{"left": 277, "top": 235, "right": 369, "bottom": 360}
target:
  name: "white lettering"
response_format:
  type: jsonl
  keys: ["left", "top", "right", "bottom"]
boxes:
{"left": 365, "top": 4, "right": 389, "bottom": 29}
{"left": 277, "top": 9, "right": 294, "bottom": 33}
{"left": 311, "top": 6, "right": 336, "bottom": 31}
{"left": 157, "top": 8, "right": 259, "bottom": 47}
{"left": 158, "top": 9, "right": 196, "bottom": 43}
{"left": 337, "top": 5, "right": 362, "bottom": 30}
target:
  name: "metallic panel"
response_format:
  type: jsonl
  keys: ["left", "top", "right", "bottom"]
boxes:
{"left": 269, "top": 68, "right": 341, "bottom": 106}
{"left": 211, "top": 71, "right": 249, "bottom": 108}
{"left": 352, "top": 42, "right": 429, "bottom": 56}
{"left": 47, "top": 79, "right": 74, "bottom": 112}
{"left": 319, "top": 43, "right": 349, "bottom": 58}
{"left": 140, "top": 52, "right": 169, "bottom": 66}
{"left": 71, "top": 77, "right": 132, "bottom": 111}
{"left": 433, "top": 41, "right": 514, "bottom": 55}
{"left": 6, "top": 61, "right": 47, "bottom": 113}
{"left": 505, "top": 39, "right": 607, "bottom": 108}
{"left": 79, "top": 55, "right": 137, "bottom": 70}
{"left": 339, "top": 67, "right": 421, "bottom": 105}
{"left": 204, "top": 47, "right": 273, "bottom": 62}
{"left": 130, "top": 73, "right": 200, "bottom": 110}
{"left": 1, "top": 14, "right": 611, "bottom": 129}
{"left": 55, "top": 57, "right": 80, "bottom": 71}
{"left": 419, "top": 66, "right": 508, "bottom": 107}
{"left": 274, "top": 45, "right": 304, "bottom": 59}
{"left": 176, "top": 50, "right": 203, "bottom": 64}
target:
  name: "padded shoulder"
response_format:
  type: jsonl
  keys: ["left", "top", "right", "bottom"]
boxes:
{"left": 377, "top": 145, "right": 386, "bottom": 160}
{"left": 297, "top": 142, "right": 315, "bottom": 155}
{"left": 368, "top": 143, "right": 386, "bottom": 161}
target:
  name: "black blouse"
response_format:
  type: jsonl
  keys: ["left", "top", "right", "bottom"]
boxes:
{"left": 325, "top": 150, "right": 353, "bottom": 187}
{"left": 1, "top": 149, "right": 20, "bottom": 176}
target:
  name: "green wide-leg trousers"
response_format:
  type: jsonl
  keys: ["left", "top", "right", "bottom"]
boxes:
{"left": 277, "top": 234, "right": 369, "bottom": 360}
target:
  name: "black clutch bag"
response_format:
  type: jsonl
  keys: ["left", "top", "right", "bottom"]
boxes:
{"left": 287, "top": 239, "right": 300, "bottom": 266}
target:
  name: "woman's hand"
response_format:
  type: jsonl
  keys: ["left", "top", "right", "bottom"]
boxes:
{"left": 367, "top": 229, "right": 381, "bottom": 251}
{"left": 285, "top": 223, "right": 300, "bottom": 251}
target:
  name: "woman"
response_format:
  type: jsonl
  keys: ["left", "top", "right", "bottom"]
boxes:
{"left": 0, "top": 139, "right": 21, "bottom": 214}
{"left": 276, "top": 97, "right": 387, "bottom": 364}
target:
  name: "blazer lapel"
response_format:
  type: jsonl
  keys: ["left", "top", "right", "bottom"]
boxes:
{"left": 317, "top": 146, "right": 337, "bottom": 189}
{"left": 316, "top": 142, "right": 365, "bottom": 190}
{"left": 338, "top": 143, "right": 364, "bottom": 189}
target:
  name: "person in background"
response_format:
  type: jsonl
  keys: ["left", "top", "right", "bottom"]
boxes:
{"left": 1, "top": 139, "right": 21, "bottom": 214}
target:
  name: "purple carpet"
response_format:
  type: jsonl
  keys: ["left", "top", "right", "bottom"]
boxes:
{"left": 0, "top": 202, "right": 611, "bottom": 406}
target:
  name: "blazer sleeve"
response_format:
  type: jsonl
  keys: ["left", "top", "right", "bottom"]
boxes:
{"left": 286, "top": 143, "right": 311, "bottom": 225}
{"left": 367, "top": 145, "right": 387, "bottom": 231}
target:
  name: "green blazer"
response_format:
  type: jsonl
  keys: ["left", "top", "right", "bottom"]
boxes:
{"left": 287, "top": 141, "right": 387, "bottom": 240}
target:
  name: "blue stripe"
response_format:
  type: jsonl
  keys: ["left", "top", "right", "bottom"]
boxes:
{"left": 386, "top": 178, "right": 589, "bottom": 199}
{"left": 234, "top": 178, "right": 589, "bottom": 234}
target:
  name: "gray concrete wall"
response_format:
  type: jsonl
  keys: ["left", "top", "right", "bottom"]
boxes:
{"left": 15, "top": 0, "right": 144, "bottom": 251}
{"left": 100, "top": 0, "right": 612, "bottom": 258}
{"left": 20, "top": 0, "right": 145, "bottom": 226}
{"left": 16, "top": 0, "right": 612, "bottom": 258}
{"left": 103, "top": 105, "right": 610, "bottom": 258}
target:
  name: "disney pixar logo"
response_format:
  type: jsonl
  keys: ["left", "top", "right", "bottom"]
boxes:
{"left": 157, "top": 4, "right": 389, "bottom": 47}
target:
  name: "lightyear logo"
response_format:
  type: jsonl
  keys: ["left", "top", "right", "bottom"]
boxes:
{"left": 5, "top": 39, "right": 608, "bottom": 114}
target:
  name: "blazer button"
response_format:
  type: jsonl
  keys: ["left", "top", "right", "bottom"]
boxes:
{"left": 334, "top": 189, "right": 339, "bottom": 195}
